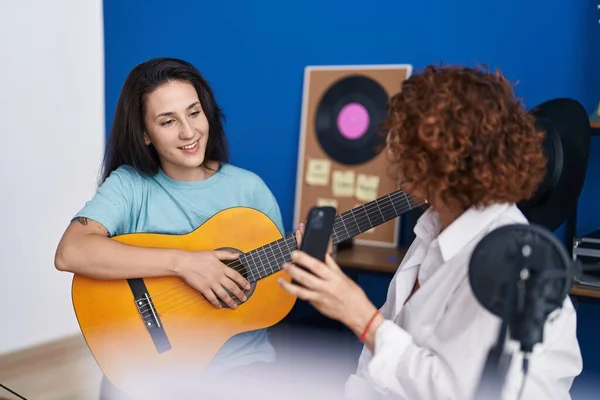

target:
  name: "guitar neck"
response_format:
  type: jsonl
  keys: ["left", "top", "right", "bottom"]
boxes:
{"left": 237, "top": 190, "right": 425, "bottom": 282}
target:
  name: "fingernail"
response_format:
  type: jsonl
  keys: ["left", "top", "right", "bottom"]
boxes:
{"left": 242, "top": 295, "right": 247, "bottom": 301}
{"left": 290, "top": 251, "right": 297, "bottom": 259}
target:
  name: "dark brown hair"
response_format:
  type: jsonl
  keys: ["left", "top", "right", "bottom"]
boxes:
{"left": 101, "top": 57, "right": 229, "bottom": 183}
{"left": 384, "top": 64, "right": 547, "bottom": 212}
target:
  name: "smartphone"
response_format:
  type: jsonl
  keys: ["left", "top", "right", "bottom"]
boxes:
{"left": 300, "top": 206, "right": 336, "bottom": 262}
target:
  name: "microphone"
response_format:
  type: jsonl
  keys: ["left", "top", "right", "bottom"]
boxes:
{"left": 467, "top": 223, "right": 578, "bottom": 400}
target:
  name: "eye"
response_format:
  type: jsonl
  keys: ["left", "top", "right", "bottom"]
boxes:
{"left": 160, "top": 119, "right": 175, "bottom": 127}
{"left": 190, "top": 111, "right": 201, "bottom": 118}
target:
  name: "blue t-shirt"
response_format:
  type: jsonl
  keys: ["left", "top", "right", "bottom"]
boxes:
{"left": 74, "top": 163, "right": 285, "bottom": 374}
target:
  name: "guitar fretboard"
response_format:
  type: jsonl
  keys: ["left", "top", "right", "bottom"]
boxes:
{"left": 234, "top": 190, "right": 424, "bottom": 282}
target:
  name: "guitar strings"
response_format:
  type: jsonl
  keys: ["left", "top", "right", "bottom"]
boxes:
{"left": 136, "top": 192, "right": 415, "bottom": 318}
{"left": 136, "top": 193, "right": 416, "bottom": 318}
{"left": 141, "top": 205, "right": 420, "bottom": 321}
{"left": 135, "top": 236, "right": 299, "bottom": 319}
{"left": 154, "top": 247, "right": 301, "bottom": 322}
{"left": 137, "top": 191, "right": 411, "bottom": 306}
{"left": 152, "top": 197, "right": 419, "bottom": 322}
{"left": 136, "top": 195, "right": 420, "bottom": 319}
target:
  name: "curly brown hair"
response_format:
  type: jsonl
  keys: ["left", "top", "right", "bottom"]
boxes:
{"left": 384, "top": 64, "right": 547, "bottom": 212}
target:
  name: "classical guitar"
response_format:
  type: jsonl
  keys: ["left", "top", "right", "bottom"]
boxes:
{"left": 71, "top": 189, "right": 423, "bottom": 395}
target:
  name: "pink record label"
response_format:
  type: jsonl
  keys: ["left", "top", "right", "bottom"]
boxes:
{"left": 337, "top": 102, "right": 369, "bottom": 140}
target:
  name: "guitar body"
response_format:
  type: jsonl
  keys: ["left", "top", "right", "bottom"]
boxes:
{"left": 71, "top": 207, "right": 296, "bottom": 395}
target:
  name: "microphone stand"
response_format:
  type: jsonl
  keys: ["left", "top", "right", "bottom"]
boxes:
{"left": 469, "top": 223, "right": 578, "bottom": 400}
{"left": 472, "top": 244, "right": 531, "bottom": 400}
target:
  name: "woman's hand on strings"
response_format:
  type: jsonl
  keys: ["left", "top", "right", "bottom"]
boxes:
{"left": 175, "top": 250, "right": 250, "bottom": 309}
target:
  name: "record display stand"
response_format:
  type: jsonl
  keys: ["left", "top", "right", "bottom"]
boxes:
{"left": 294, "top": 64, "right": 413, "bottom": 248}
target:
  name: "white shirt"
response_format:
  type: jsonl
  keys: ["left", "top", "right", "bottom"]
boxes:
{"left": 344, "top": 203, "right": 583, "bottom": 400}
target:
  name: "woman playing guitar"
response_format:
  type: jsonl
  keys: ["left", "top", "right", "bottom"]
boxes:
{"left": 54, "top": 57, "right": 288, "bottom": 398}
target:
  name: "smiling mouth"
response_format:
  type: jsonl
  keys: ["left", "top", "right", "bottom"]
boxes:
{"left": 179, "top": 140, "right": 198, "bottom": 150}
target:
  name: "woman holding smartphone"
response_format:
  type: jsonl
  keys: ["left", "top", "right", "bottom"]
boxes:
{"left": 280, "top": 65, "right": 582, "bottom": 400}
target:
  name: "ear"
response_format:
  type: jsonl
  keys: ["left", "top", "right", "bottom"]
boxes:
{"left": 143, "top": 133, "right": 151, "bottom": 146}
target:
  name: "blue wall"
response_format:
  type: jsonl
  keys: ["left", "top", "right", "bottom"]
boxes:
{"left": 103, "top": 0, "right": 600, "bottom": 237}
{"left": 103, "top": 0, "right": 600, "bottom": 393}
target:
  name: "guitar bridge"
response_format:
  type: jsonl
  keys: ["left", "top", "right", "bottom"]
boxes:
{"left": 135, "top": 293, "right": 161, "bottom": 329}
{"left": 128, "top": 278, "right": 172, "bottom": 354}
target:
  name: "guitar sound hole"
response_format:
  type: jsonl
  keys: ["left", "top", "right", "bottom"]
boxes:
{"left": 216, "top": 247, "right": 257, "bottom": 309}
{"left": 218, "top": 283, "right": 257, "bottom": 309}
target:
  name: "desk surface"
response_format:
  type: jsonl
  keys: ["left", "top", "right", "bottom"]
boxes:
{"left": 336, "top": 245, "right": 600, "bottom": 299}
{"left": 336, "top": 244, "right": 407, "bottom": 274}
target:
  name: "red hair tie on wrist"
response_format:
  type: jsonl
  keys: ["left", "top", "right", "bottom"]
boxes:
{"left": 359, "top": 310, "right": 381, "bottom": 343}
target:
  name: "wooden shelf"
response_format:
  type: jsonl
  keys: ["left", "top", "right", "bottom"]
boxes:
{"left": 335, "top": 245, "right": 600, "bottom": 299}
{"left": 592, "top": 119, "right": 600, "bottom": 135}
{"left": 335, "top": 245, "right": 407, "bottom": 275}
{"left": 570, "top": 283, "right": 600, "bottom": 299}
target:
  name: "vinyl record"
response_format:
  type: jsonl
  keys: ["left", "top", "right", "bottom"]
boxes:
{"left": 314, "top": 75, "right": 388, "bottom": 165}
